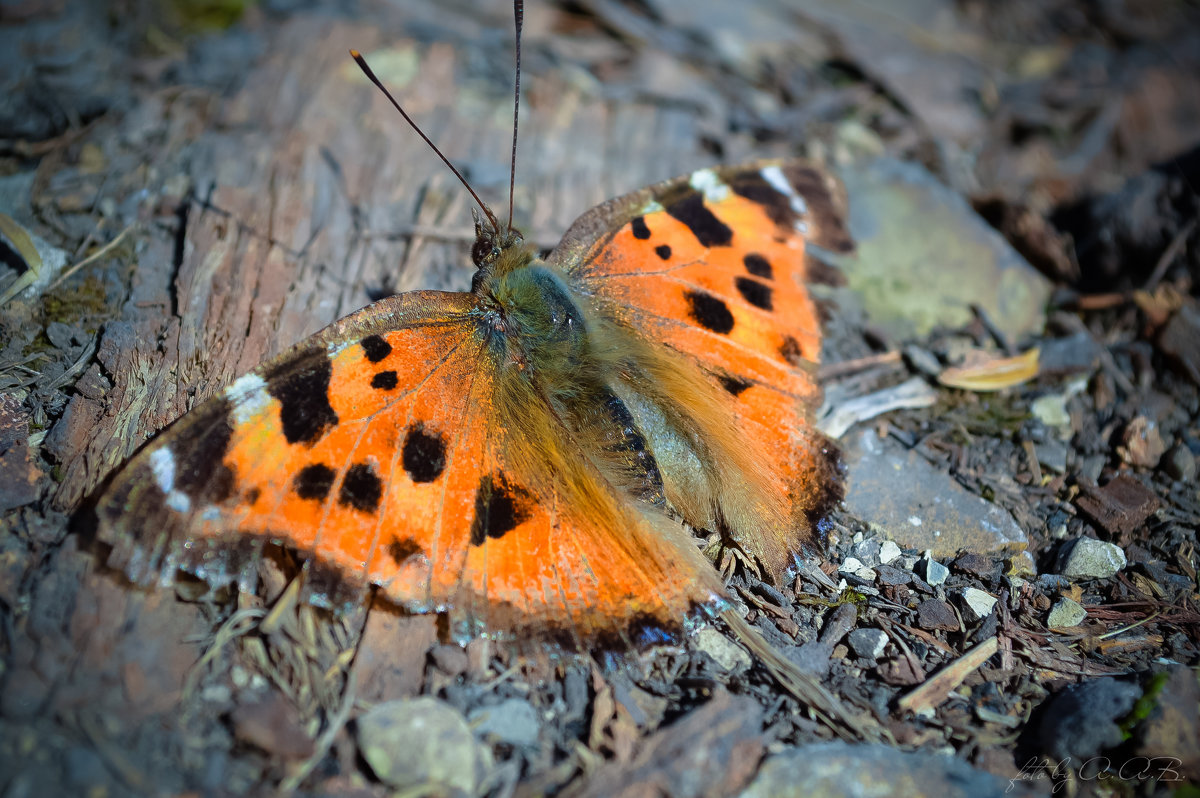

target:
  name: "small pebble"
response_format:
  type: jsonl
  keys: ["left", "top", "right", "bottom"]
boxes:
{"left": 957, "top": 588, "right": 997, "bottom": 622}
{"left": 1047, "top": 597, "right": 1088, "bottom": 629}
{"left": 915, "top": 552, "right": 949, "bottom": 586}
{"left": 916, "top": 599, "right": 958, "bottom": 631}
{"left": 357, "top": 697, "right": 482, "bottom": 794}
{"left": 1036, "top": 439, "right": 1069, "bottom": 474}
{"left": 838, "top": 557, "right": 877, "bottom": 585}
{"left": 1058, "top": 538, "right": 1126, "bottom": 580}
{"left": 1160, "top": 443, "right": 1196, "bottom": 482}
{"left": 1077, "top": 454, "right": 1105, "bottom": 483}
{"left": 874, "top": 564, "right": 911, "bottom": 586}
{"left": 1030, "top": 393, "right": 1070, "bottom": 428}
{"left": 903, "top": 344, "right": 942, "bottom": 376}
{"left": 469, "top": 698, "right": 540, "bottom": 747}
{"left": 694, "top": 628, "right": 752, "bottom": 672}
{"left": 850, "top": 538, "right": 882, "bottom": 566}
{"left": 879, "top": 540, "right": 903, "bottom": 564}
{"left": 430, "top": 644, "right": 469, "bottom": 677}
{"left": 839, "top": 557, "right": 866, "bottom": 575}
{"left": 847, "top": 628, "right": 888, "bottom": 659}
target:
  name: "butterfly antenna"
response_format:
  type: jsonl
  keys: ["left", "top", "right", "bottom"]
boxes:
{"left": 350, "top": 49, "right": 501, "bottom": 234}
{"left": 507, "top": 0, "right": 524, "bottom": 232}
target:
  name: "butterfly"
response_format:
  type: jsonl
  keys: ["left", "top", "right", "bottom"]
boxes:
{"left": 93, "top": 8, "right": 853, "bottom": 651}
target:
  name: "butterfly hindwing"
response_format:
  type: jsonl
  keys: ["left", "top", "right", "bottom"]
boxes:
{"left": 547, "top": 160, "right": 852, "bottom": 578}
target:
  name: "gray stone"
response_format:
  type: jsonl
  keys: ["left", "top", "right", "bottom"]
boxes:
{"left": 838, "top": 557, "right": 877, "bottom": 585}
{"left": 1039, "top": 678, "right": 1143, "bottom": 765}
{"left": 739, "top": 741, "right": 1037, "bottom": 798}
{"left": 470, "top": 698, "right": 540, "bottom": 747}
{"left": 828, "top": 158, "right": 1052, "bottom": 342}
{"left": 357, "top": 697, "right": 482, "bottom": 794}
{"left": 64, "top": 746, "right": 109, "bottom": 790}
{"left": 847, "top": 628, "right": 888, "bottom": 660}
{"left": 916, "top": 553, "right": 949, "bottom": 586}
{"left": 838, "top": 556, "right": 867, "bottom": 575}
{"left": 1038, "top": 331, "right": 1104, "bottom": 375}
{"left": 957, "top": 588, "right": 997, "bottom": 622}
{"left": 1047, "top": 597, "right": 1088, "bottom": 629}
{"left": 1059, "top": 538, "right": 1126, "bottom": 580}
{"left": 1161, "top": 444, "right": 1196, "bottom": 482}
{"left": 850, "top": 538, "right": 883, "bottom": 566}
{"left": 1077, "top": 454, "right": 1106, "bottom": 483}
{"left": 878, "top": 540, "right": 903, "bottom": 564}
{"left": 1035, "top": 438, "right": 1069, "bottom": 474}
{"left": 903, "top": 344, "right": 942, "bottom": 377}
{"left": 874, "top": 564, "right": 911, "bottom": 585}
{"left": 843, "top": 430, "right": 1028, "bottom": 557}
{"left": 694, "top": 628, "right": 752, "bottom": 672}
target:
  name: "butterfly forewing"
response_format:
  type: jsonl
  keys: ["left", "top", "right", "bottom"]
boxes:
{"left": 96, "top": 289, "right": 725, "bottom": 644}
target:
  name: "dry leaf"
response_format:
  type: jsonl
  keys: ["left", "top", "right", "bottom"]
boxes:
{"left": 939, "top": 347, "right": 1040, "bottom": 391}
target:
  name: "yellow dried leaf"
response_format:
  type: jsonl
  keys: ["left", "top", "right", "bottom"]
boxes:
{"left": 939, "top": 347, "right": 1040, "bottom": 392}
{"left": 0, "top": 213, "right": 42, "bottom": 272}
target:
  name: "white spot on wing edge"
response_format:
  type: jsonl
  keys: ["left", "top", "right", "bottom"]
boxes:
{"left": 166, "top": 491, "right": 192, "bottom": 513}
{"left": 150, "top": 448, "right": 193, "bottom": 513}
{"left": 689, "top": 168, "right": 730, "bottom": 203}
{"left": 759, "top": 164, "right": 808, "bottom": 217}
{"left": 226, "top": 373, "right": 271, "bottom": 425}
{"left": 149, "top": 448, "right": 175, "bottom": 494}
{"left": 639, "top": 199, "right": 665, "bottom": 214}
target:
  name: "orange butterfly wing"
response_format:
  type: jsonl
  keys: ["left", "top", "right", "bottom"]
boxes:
{"left": 548, "top": 160, "right": 852, "bottom": 577}
{"left": 96, "top": 291, "right": 724, "bottom": 646}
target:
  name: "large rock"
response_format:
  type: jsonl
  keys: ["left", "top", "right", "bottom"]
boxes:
{"left": 843, "top": 430, "right": 1029, "bottom": 557}
{"left": 827, "top": 158, "right": 1052, "bottom": 342}
{"left": 739, "top": 741, "right": 1040, "bottom": 798}
{"left": 356, "top": 697, "right": 484, "bottom": 795}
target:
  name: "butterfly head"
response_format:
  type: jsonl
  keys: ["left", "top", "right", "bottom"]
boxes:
{"left": 470, "top": 207, "right": 524, "bottom": 269}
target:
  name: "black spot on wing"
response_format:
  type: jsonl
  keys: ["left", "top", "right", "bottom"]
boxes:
{"left": 718, "top": 374, "right": 752, "bottom": 396}
{"left": 295, "top": 463, "right": 335, "bottom": 501}
{"left": 470, "top": 473, "right": 533, "bottom": 546}
{"left": 684, "top": 290, "right": 734, "bottom": 334}
{"left": 386, "top": 538, "right": 422, "bottom": 565}
{"left": 266, "top": 354, "right": 338, "bottom": 446}
{"left": 666, "top": 191, "right": 732, "bottom": 247}
{"left": 361, "top": 335, "right": 392, "bottom": 363}
{"left": 371, "top": 370, "right": 398, "bottom": 390}
{"left": 744, "top": 253, "right": 773, "bottom": 279}
{"left": 655, "top": 244, "right": 672, "bottom": 260}
{"left": 340, "top": 462, "right": 382, "bottom": 513}
{"left": 402, "top": 424, "right": 447, "bottom": 483}
{"left": 735, "top": 276, "right": 773, "bottom": 311}
{"left": 173, "top": 399, "right": 236, "bottom": 504}
{"left": 630, "top": 216, "right": 651, "bottom": 240}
